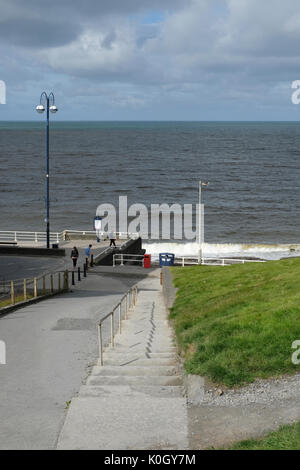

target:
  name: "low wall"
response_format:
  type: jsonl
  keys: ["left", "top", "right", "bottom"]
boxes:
{"left": 0, "top": 246, "right": 65, "bottom": 257}
{"left": 161, "top": 266, "right": 178, "bottom": 310}
{"left": 95, "top": 237, "right": 144, "bottom": 266}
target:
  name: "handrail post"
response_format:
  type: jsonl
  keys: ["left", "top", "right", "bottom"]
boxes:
{"left": 34, "top": 277, "right": 37, "bottom": 298}
{"left": 120, "top": 254, "right": 124, "bottom": 266}
{"left": 125, "top": 293, "right": 128, "bottom": 319}
{"left": 43, "top": 275, "right": 46, "bottom": 295}
{"left": 111, "top": 311, "right": 114, "bottom": 347}
{"left": 11, "top": 280, "right": 15, "bottom": 305}
{"left": 98, "top": 323, "right": 103, "bottom": 366}
{"left": 24, "top": 278, "right": 27, "bottom": 301}
{"left": 50, "top": 274, "right": 54, "bottom": 293}
{"left": 118, "top": 303, "right": 122, "bottom": 334}
{"left": 58, "top": 272, "right": 61, "bottom": 291}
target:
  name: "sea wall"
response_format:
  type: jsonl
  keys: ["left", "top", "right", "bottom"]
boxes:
{"left": 95, "top": 237, "right": 144, "bottom": 266}
{"left": 0, "top": 246, "right": 65, "bottom": 257}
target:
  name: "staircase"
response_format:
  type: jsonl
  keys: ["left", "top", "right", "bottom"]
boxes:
{"left": 57, "top": 271, "right": 188, "bottom": 450}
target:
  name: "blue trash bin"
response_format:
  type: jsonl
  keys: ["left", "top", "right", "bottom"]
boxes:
{"left": 159, "top": 253, "right": 175, "bottom": 267}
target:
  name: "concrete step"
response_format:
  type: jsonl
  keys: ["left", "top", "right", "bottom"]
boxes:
{"left": 91, "top": 365, "right": 178, "bottom": 377}
{"left": 102, "top": 352, "right": 177, "bottom": 359}
{"left": 87, "top": 375, "right": 183, "bottom": 387}
{"left": 101, "top": 358, "right": 177, "bottom": 366}
{"left": 78, "top": 384, "right": 185, "bottom": 398}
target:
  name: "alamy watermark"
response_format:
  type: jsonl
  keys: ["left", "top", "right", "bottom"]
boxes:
{"left": 292, "top": 340, "right": 300, "bottom": 365}
{"left": 96, "top": 196, "right": 204, "bottom": 241}
{"left": 0, "top": 80, "right": 6, "bottom": 104}
{"left": 0, "top": 340, "right": 6, "bottom": 365}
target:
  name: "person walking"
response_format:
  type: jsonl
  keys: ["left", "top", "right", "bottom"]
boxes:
{"left": 85, "top": 244, "right": 92, "bottom": 268}
{"left": 109, "top": 232, "right": 116, "bottom": 247}
{"left": 71, "top": 246, "right": 79, "bottom": 269}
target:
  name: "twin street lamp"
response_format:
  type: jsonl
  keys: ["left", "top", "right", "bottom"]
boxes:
{"left": 36, "top": 92, "right": 58, "bottom": 249}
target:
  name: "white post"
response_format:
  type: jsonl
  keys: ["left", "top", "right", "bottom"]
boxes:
{"left": 120, "top": 254, "right": 124, "bottom": 266}
{"left": 198, "top": 181, "right": 202, "bottom": 265}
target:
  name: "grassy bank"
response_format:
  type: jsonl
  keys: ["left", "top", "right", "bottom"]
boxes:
{"left": 170, "top": 259, "right": 300, "bottom": 387}
{"left": 227, "top": 422, "right": 300, "bottom": 450}
{"left": 0, "top": 293, "right": 35, "bottom": 309}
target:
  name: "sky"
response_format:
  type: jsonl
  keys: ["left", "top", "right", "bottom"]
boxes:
{"left": 1, "top": 0, "right": 300, "bottom": 121}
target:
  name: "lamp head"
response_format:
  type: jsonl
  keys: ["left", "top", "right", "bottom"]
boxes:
{"left": 36, "top": 104, "right": 45, "bottom": 114}
{"left": 50, "top": 105, "right": 58, "bottom": 114}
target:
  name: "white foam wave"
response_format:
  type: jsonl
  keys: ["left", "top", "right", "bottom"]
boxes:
{"left": 143, "top": 242, "right": 300, "bottom": 261}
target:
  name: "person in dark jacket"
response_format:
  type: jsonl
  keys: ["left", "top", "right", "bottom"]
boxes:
{"left": 71, "top": 246, "right": 79, "bottom": 269}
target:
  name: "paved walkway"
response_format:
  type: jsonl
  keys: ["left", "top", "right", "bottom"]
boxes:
{"left": 0, "top": 268, "right": 141, "bottom": 449}
{"left": 57, "top": 270, "right": 188, "bottom": 450}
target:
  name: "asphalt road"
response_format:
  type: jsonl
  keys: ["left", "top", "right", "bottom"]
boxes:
{"left": 0, "top": 268, "right": 143, "bottom": 449}
{"left": 0, "top": 245, "right": 107, "bottom": 283}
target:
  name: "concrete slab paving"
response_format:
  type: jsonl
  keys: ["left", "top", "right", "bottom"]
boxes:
{"left": 56, "top": 271, "right": 188, "bottom": 450}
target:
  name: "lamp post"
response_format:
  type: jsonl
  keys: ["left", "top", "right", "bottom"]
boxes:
{"left": 36, "top": 92, "right": 58, "bottom": 249}
{"left": 198, "top": 181, "right": 209, "bottom": 264}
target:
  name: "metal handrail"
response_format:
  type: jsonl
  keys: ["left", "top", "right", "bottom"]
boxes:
{"left": 0, "top": 231, "right": 62, "bottom": 243}
{"left": 113, "top": 254, "right": 144, "bottom": 267}
{"left": 0, "top": 230, "right": 139, "bottom": 243}
{"left": 0, "top": 269, "right": 73, "bottom": 309}
{"left": 176, "top": 256, "right": 266, "bottom": 267}
{"left": 97, "top": 285, "right": 138, "bottom": 366}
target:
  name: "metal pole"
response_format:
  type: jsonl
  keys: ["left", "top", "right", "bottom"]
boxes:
{"left": 111, "top": 312, "right": 114, "bottom": 347}
{"left": 98, "top": 323, "right": 103, "bottom": 366}
{"left": 46, "top": 97, "right": 50, "bottom": 249}
{"left": 118, "top": 303, "right": 121, "bottom": 334}
{"left": 24, "top": 278, "right": 27, "bottom": 301}
{"left": 198, "top": 181, "right": 202, "bottom": 265}
{"left": 11, "top": 280, "right": 15, "bottom": 305}
{"left": 34, "top": 277, "right": 37, "bottom": 298}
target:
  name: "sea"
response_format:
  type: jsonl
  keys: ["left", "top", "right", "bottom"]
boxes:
{"left": 1, "top": 121, "right": 300, "bottom": 260}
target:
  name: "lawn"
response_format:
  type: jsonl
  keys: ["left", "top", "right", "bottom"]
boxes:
{"left": 170, "top": 258, "right": 300, "bottom": 387}
{"left": 227, "top": 422, "right": 300, "bottom": 450}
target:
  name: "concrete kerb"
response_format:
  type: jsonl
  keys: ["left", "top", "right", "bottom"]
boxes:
{"left": 161, "top": 266, "right": 206, "bottom": 405}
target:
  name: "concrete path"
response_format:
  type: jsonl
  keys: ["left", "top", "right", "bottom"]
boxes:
{"left": 57, "top": 270, "right": 188, "bottom": 450}
{"left": 0, "top": 240, "right": 110, "bottom": 283}
{"left": 0, "top": 268, "right": 141, "bottom": 449}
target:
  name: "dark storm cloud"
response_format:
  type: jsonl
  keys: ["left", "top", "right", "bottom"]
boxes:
{"left": 0, "top": 0, "right": 188, "bottom": 47}
{"left": 0, "top": 17, "right": 81, "bottom": 48}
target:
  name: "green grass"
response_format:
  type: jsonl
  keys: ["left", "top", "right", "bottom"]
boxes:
{"left": 227, "top": 422, "right": 300, "bottom": 450}
{"left": 0, "top": 293, "right": 35, "bottom": 309}
{"left": 170, "top": 258, "right": 300, "bottom": 387}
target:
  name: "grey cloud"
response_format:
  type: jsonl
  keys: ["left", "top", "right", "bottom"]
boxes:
{"left": 0, "top": 0, "right": 189, "bottom": 47}
{"left": 0, "top": 18, "right": 81, "bottom": 48}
